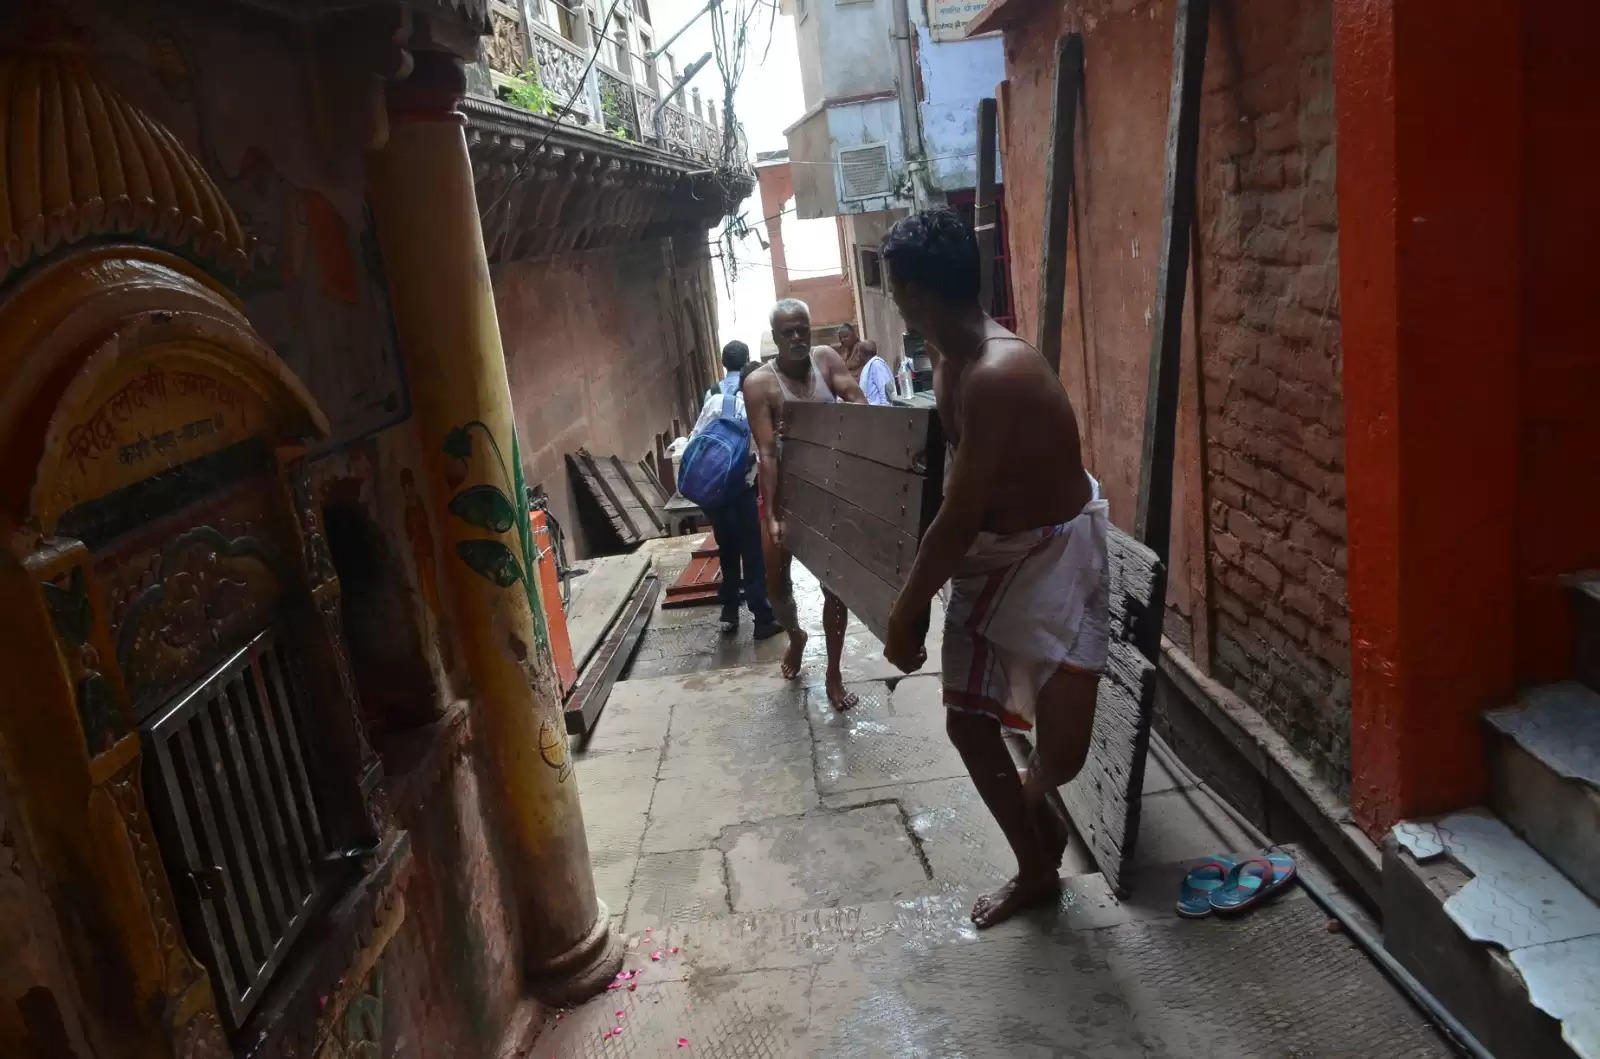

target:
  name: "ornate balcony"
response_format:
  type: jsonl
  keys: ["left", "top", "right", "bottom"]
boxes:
{"left": 465, "top": 96, "right": 752, "bottom": 263}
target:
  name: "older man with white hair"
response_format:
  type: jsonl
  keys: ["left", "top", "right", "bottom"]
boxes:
{"left": 742, "top": 298, "right": 868, "bottom": 710}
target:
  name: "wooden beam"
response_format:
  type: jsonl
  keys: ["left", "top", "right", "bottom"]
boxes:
{"left": 974, "top": 96, "right": 999, "bottom": 314}
{"left": 1036, "top": 34, "right": 1083, "bottom": 371}
{"left": 1134, "top": 0, "right": 1209, "bottom": 568}
{"left": 566, "top": 574, "right": 660, "bottom": 738}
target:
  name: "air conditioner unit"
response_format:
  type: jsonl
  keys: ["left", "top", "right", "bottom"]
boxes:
{"left": 837, "top": 143, "right": 892, "bottom": 200}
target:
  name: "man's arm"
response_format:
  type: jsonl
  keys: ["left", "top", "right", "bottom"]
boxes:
{"left": 818, "top": 347, "right": 868, "bottom": 405}
{"left": 896, "top": 367, "right": 1010, "bottom": 613}
{"left": 743, "top": 370, "right": 785, "bottom": 541}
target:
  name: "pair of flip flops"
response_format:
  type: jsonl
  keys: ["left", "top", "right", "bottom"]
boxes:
{"left": 1177, "top": 852, "right": 1296, "bottom": 918}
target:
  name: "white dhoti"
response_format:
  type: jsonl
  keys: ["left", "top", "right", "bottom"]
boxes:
{"left": 941, "top": 479, "right": 1110, "bottom": 730}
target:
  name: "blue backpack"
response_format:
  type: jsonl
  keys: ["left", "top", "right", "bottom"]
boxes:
{"left": 678, "top": 392, "right": 751, "bottom": 509}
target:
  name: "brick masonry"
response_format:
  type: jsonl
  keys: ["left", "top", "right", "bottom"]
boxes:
{"left": 997, "top": 0, "right": 1351, "bottom": 791}
{"left": 1196, "top": 0, "right": 1350, "bottom": 788}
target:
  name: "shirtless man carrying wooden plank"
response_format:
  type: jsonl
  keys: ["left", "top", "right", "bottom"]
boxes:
{"left": 880, "top": 208, "right": 1111, "bottom": 928}
{"left": 743, "top": 298, "right": 869, "bottom": 711}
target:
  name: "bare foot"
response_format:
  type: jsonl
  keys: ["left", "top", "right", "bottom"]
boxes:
{"left": 970, "top": 871, "right": 1060, "bottom": 929}
{"left": 780, "top": 629, "right": 807, "bottom": 679}
{"left": 826, "top": 674, "right": 859, "bottom": 712}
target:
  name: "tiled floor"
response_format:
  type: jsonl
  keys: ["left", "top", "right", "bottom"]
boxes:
{"left": 537, "top": 536, "right": 1453, "bottom": 1057}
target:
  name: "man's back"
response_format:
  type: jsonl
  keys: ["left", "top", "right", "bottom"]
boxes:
{"left": 936, "top": 331, "right": 1091, "bottom": 535}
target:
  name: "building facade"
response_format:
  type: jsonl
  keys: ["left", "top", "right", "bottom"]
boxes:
{"left": 780, "top": 0, "right": 1008, "bottom": 359}
{"left": 0, "top": 1, "right": 745, "bottom": 1057}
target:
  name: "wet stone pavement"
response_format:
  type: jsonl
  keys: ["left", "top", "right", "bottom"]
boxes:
{"left": 533, "top": 537, "right": 1454, "bottom": 1057}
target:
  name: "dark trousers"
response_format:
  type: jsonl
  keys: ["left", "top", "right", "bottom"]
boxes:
{"left": 707, "top": 485, "right": 773, "bottom": 625}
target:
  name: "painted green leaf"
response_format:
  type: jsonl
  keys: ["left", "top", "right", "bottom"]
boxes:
{"left": 456, "top": 539, "right": 524, "bottom": 588}
{"left": 443, "top": 426, "right": 473, "bottom": 461}
{"left": 447, "top": 484, "right": 516, "bottom": 533}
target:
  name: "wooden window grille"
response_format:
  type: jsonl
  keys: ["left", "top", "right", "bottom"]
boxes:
{"left": 142, "top": 627, "right": 328, "bottom": 1033}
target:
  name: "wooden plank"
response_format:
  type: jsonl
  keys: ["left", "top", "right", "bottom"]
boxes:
{"left": 782, "top": 438, "right": 931, "bottom": 537}
{"left": 616, "top": 456, "right": 670, "bottom": 537}
{"left": 1036, "top": 34, "right": 1084, "bottom": 371}
{"left": 563, "top": 552, "right": 649, "bottom": 675}
{"left": 975, "top": 95, "right": 999, "bottom": 314}
{"left": 784, "top": 513, "right": 901, "bottom": 644}
{"left": 568, "top": 451, "right": 639, "bottom": 546}
{"left": 565, "top": 574, "right": 660, "bottom": 738}
{"left": 780, "top": 473, "right": 919, "bottom": 590}
{"left": 598, "top": 456, "right": 655, "bottom": 538}
{"left": 1134, "top": 0, "right": 1209, "bottom": 565}
{"left": 663, "top": 554, "right": 720, "bottom": 600}
{"left": 782, "top": 401, "right": 941, "bottom": 474}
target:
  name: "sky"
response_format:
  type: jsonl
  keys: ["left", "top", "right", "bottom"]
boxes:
{"left": 646, "top": 0, "right": 845, "bottom": 352}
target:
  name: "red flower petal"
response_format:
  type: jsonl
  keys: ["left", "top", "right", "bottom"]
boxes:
{"left": 678, "top": 1038, "right": 690, "bottom": 1047}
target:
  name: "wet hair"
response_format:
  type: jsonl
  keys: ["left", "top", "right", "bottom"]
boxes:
{"left": 769, "top": 297, "right": 811, "bottom": 326}
{"left": 880, "top": 206, "right": 981, "bottom": 303}
{"left": 836, "top": 322, "right": 856, "bottom": 336}
{"left": 722, "top": 340, "right": 750, "bottom": 372}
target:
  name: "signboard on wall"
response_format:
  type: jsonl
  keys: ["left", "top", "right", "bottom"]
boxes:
{"left": 926, "top": 0, "right": 997, "bottom": 41}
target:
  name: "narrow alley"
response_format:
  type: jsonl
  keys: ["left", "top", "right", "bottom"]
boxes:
{"left": 535, "top": 537, "right": 1451, "bottom": 1056}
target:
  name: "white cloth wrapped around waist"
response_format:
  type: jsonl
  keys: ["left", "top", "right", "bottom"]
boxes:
{"left": 942, "top": 474, "right": 1111, "bottom": 726}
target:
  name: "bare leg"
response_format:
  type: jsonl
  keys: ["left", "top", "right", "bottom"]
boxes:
{"left": 821, "top": 588, "right": 857, "bottom": 710}
{"left": 945, "top": 709, "right": 1059, "bottom": 927}
{"left": 762, "top": 530, "right": 806, "bottom": 679}
{"left": 1019, "top": 667, "right": 1099, "bottom": 868}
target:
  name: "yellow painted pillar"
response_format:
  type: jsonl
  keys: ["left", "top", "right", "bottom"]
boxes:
{"left": 366, "top": 51, "right": 619, "bottom": 1000}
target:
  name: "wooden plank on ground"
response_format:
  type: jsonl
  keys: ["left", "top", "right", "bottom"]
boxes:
{"left": 782, "top": 438, "right": 933, "bottom": 538}
{"left": 563, "top": 552, "right": 650, "bottom": 675}
{"left": 782, "top": 401, "right": 943, "bottom": 474}
{"left": 780, "top": 474, "right": 919, "bottom": 589}
{"left": 662, "top": 553, "right": 722, "bottom": 609}
{"left": 565, "top": 573, "right": 660, "bottom": 738}
{"left": 783, "top": 513, "right": 902, "bottom": 645}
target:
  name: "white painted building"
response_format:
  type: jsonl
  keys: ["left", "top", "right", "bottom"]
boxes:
{"left": 780, "top": 0, "right": 1009, "bottom": 351}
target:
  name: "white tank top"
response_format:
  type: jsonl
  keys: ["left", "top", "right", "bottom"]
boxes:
{"left": 771, "top": 347, "right": 838, "bottom": 406}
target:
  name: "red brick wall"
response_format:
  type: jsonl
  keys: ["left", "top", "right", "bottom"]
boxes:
{"left": 494, "top": 234, "right": 720, "bottom": 557}
{"left": 1197, "top": 0, "right": 1349, "bottom": 780}
{"left": 998, "top": 0, "right": 1351, "bottom": 786}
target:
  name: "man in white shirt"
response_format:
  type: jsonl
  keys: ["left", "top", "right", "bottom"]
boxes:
{"left": 692, "top": 341, "right": 780, "bottom": 639}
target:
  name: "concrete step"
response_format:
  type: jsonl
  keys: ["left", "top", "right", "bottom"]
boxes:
{"left": 1571, "top": 574, "right": 1600, "bottom": 694}
{"left": 1385, "top": 809, "right": 1600, "bottom": 1059}
{"left": 1484, "top": 681, "right": 1600, "bottom": 904}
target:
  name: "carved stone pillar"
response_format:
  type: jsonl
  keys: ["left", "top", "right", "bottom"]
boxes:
{"left": 365, "top": 50, "right": 620, "bottom": 1001}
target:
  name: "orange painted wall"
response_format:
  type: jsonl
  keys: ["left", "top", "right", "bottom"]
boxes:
{"left": 1337, "top": 0, "right": 1600, "bottom": 834}
{"left": 1516, "top": 0, "right": 1600, "bottom": 682}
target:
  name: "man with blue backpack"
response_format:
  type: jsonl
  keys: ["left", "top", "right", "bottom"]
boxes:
{"left": 680, "top": 341, "right": 781, "bottom": 640}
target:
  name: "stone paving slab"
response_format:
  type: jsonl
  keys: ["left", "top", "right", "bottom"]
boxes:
{"left": 640, "top": 764, "right": 820, "bottom": 854}
{"left": 573, "top": 747, "right": 661, "bottom": 914}
{"left": 808, "top": 676, "right": 968, "bottom": 795}
{"left": 623, "top": 849, "right": 730, "bottom": 934}
{"left": 719, "top": 803, "right": 932, "bottom": 914}
{"left": 536, "top": 888, "right": 1449, "bottom": 1058}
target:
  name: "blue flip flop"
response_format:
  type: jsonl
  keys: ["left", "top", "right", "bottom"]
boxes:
{"left": 1176, "top": 857, "right": 1236, "bottom": 918}
{"left": 1209, "top": 852, "right": 1296, "bottom": 914}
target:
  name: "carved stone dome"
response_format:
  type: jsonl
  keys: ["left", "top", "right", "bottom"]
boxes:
{"left": 0, "top": 51, "right": 252, "bottom": 280}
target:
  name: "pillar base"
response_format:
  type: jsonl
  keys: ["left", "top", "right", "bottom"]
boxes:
{"left": 527, "top": 899, "right": 624, "bottom": 1006}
